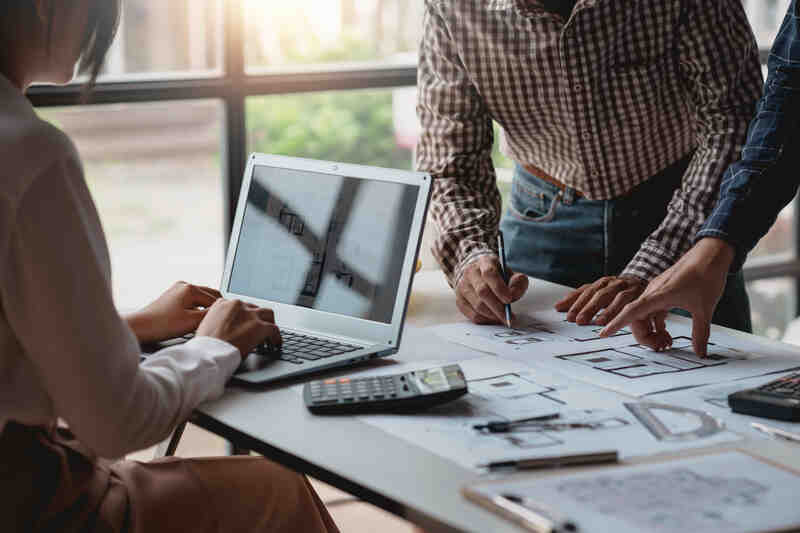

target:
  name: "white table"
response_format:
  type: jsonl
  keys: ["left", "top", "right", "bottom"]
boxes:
{"left": 191, "top": 271, "right": 800, "bottom": 533}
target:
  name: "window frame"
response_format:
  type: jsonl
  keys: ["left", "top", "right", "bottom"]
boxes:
{"left": 25, "top": 7, "right": 799, "bottom": 311}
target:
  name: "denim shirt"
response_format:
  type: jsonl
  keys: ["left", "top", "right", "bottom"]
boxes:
{"left": 696, "top": 0, "right": 800, "bottom": 270}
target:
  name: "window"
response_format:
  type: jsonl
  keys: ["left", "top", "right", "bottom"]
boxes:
{"left": 244, "top": 0, "right": 423, "bottom": 72}
{"left": 38, "top": 101, "right": 225, "bottom": 311}
{"left": 26, "top": 1, "right": 799, "bottom": 341}
{"left": 102, "top": 0, "right": 223, "bottom": 79}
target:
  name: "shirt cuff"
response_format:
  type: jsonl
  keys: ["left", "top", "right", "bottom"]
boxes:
{"left": 143, "top": 335, "right": 241, "bottom": 401}
{"left": 451, "top": 248, "right": 497, "bottom": 288}
{"left": 694, "top": 228, "right": 747, "bottom": 272}
{"left": 622, "top": 243, "right": 680, "bottom": 282}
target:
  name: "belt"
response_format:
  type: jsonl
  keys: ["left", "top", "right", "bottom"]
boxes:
{"left": 521, "top": 163, "right": 584, "bottom": 198}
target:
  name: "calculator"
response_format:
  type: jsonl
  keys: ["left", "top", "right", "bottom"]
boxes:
{"left": 728, "top": 372, "right": 800, "bottom": 422}
{"left": 303, "top": 364, "right": 468, "bottom": 414}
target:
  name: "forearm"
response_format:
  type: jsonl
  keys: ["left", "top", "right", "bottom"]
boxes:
{"left": 428, "top": 161, "right": 502, "bottom": 287}
{"left": 416, "top": 2, "right": 500, "bottom": 287}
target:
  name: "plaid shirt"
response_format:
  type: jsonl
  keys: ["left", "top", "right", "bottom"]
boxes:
{"left": 697, "top": 0, "right": 800, "bottom": 271}
{"left": 416, "top": 0, "right": 763, "bottom": 287}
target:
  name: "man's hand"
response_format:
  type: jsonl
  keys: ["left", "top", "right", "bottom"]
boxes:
{"left": 456, "top": 255, "right": 529, "bottom": 325}
{"left": 126, "top": 281, "right": 221, "bottom": 343}
{"left": 555, "top": 275, "right": 647, "bottom": 325}
{"left": 600, "top": 238, "right": 736, "bottom": 357}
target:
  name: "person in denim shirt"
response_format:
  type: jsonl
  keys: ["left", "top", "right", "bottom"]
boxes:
{"left": 602, "top": 0, "right": 800, "bottom": 356}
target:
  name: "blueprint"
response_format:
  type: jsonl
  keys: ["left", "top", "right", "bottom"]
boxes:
{"left": 432, "top": 311, "right": 800, "bottom": 397}
{"left": 431, "top": 309, "right": 636, "bottom": 355}
{"left": 357, "top": 357, "right": 740, "bottom": 472}
{"left": 467, "top": 452, "right": 800, "bottom": 533}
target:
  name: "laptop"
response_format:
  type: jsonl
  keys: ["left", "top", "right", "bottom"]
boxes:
{"left": 220, "top": 153, "right": 431, "bottom": 385}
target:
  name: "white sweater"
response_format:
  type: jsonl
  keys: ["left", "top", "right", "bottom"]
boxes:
{"left": 0, "top": 75, "right": 240, "bottom": 458}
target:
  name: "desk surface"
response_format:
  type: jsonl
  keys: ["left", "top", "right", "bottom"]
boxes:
{"left": 193, "top": 271, "right": 800, "bottom": 533}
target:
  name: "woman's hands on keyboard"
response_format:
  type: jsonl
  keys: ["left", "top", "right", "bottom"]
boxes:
{"left": 126, "top": 281, "right": 222, "bottom": 343}
{"left": 197, "top": 299, "right": 281, "bottom": 360}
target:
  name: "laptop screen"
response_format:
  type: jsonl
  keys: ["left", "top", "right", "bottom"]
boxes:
{"left": 227, "top": 164, "right": 420, "bottom": 324}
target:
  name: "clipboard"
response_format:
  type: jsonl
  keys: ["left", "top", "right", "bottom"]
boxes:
{"left": 463, "top": 450, "right": 800, "bottom": 533}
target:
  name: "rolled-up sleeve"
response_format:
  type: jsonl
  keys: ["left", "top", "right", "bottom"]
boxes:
{"left": 623, "top": 0, "right": 763, "bottom": 280}
{"left": 415, "top": 0, "right": 501, "bottom": 288}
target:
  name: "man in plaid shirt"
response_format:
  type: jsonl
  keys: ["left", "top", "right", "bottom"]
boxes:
{"left": 416, "top": 0, "right": 763, "bottom": 331}
{"left": 604, "top": 0, "right": 800, "bottom": 355}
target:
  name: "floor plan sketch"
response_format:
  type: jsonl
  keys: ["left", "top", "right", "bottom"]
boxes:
{"left": 432, "top": 309, "right": 635, "bottom": 356}
{"left": 355, "top": 358, "right": 740, "bottom": 471}
{"left": 467, "top": 452, "right": 800, "bottom": 533}
{"left": 499, "top": 333, "right": 800, "bottom": 397}
{"left": 558, "top": 337, "right": 747, "bottom": 380}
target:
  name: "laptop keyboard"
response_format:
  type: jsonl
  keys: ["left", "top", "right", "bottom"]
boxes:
{"left": 255, "top": 330, "right": 363, "bottom": 365}
{"left": 166, "top": 331, "right": 363, "bottom": 366}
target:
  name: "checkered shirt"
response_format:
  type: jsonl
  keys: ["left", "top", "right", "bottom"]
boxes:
{"left": 415, "top": 0, "right": 763, "bottom": 287}
{"left": 697, "top": 0, "right": 800, "bottom": 271}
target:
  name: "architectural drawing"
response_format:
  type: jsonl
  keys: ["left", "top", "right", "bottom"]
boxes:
{"left": 557, "top": 338, "right": 747, "bottom": 379}
{"left": 556, "top": 467, "right": 768, "bottom": 532}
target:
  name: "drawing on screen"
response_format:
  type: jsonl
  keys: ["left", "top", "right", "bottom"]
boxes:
{"left": 278, "top": 207, "right": 305, "bottom": 235}
{"left": 557, "top": 337, "right": 747, "bottom": 379}
{"left": 556, "top": 467, "right": 768, "bottom": 532}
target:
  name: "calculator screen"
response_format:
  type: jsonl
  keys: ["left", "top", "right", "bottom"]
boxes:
{"left": 412, "top": 366, "right": 466, "bottom": 394}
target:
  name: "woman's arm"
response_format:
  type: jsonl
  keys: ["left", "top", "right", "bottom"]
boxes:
{"left": 1, "top": 156, "right": 241, "bottom": 458}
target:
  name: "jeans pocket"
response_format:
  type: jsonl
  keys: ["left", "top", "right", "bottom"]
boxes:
{"left": 509, "top": 188, "right": 561, "bottom": 223}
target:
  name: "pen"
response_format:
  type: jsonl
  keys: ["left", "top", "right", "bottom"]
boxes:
{"left": 473, "top": 413, "right": 561, "bottom": 433}
{"left": 752, "top": 422, "right": 800, "bottom": 444}
{"left": 478, "top": 450, "right": 618, "bottom": 471}
{"left": 491, "top": 493, "right": 578, "bottom": 533}
{"left": 497, "top": 231, "right": 512, "bottom": 329}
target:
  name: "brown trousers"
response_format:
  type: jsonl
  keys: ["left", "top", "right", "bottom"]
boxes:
{"left": 1, "top": 422, "right": 339, "bottom": 533}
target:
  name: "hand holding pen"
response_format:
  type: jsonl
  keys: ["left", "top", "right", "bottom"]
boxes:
{"left": 453, "top": 232, "right": 530, "bottom": 326}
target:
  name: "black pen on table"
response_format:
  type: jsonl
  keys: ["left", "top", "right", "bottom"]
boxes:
{"left": 497, "top": 231, "right": 513, "bottom": 328}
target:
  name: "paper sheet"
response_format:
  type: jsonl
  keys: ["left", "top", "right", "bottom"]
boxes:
{"left": 653, "top": 372, "right": 800, "bottom": 439}
{"left": 432, "top": 311, "right": 800, "bottom": 397}
{"left": 357, "top": 357, "right": 741, "bottom": 472}
{"left": 467, "top": 451, "right": 800, "bottom": 533}
{"left": 431, "top": 309, "right": 637, "bottom": 356}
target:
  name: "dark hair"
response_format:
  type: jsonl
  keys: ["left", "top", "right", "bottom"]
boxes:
{"left": 77, "top": 0, "right": 122, "bottom": 87}
{"left": 0, "top": 1, "right": 121, "bottom": 88}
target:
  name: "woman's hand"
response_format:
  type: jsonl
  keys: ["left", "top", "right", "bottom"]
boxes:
{"left": 197, "top": 299, "right": 281, "bottom": 358}
{"left": 126, "top": 282, "right": 221, "bottom": 343}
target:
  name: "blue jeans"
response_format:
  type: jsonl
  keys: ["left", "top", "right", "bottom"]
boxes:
{"left": 499, "top": 158, "right": 752, "bottom": 332}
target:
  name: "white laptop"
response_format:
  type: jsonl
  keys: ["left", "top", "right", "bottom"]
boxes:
{"left": 221, "top": 153, "right": 431, "bottom": 385}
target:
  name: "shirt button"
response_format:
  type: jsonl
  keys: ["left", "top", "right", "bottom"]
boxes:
{"left": 581, "top": 129, "right": 591, "bottom": 139}
{"left": 574, "top": 83, "right": 583, "bottom": 92}
{"left": 590, "top": 170, "right": 600, "bottom": 178}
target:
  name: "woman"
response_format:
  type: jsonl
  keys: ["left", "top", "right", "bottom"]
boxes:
{"left": 0, "top": 2, "right": 339, "bottom": 532}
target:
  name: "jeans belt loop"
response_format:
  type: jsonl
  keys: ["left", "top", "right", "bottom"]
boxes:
{"left": 520, "top": 162, "right": 582, "bottom": 205}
